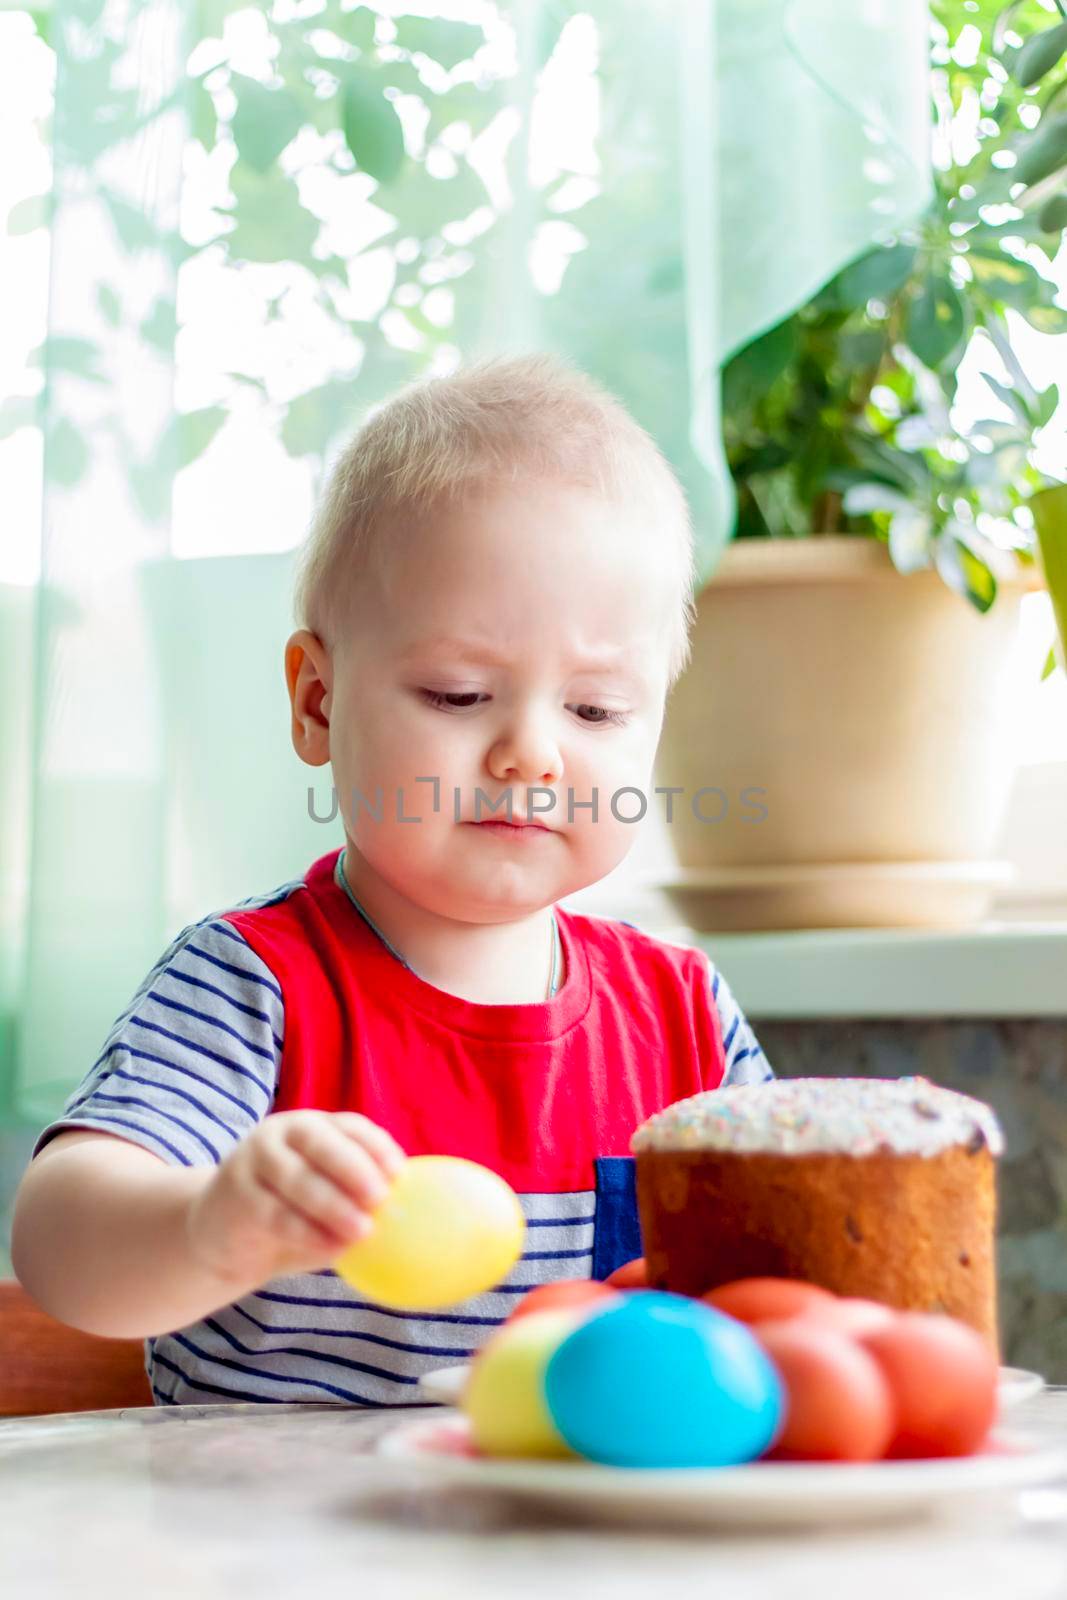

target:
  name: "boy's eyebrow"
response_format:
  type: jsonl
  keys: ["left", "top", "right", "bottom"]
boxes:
{"left": 398, "top": 635, "right": 633, "bottom": 672}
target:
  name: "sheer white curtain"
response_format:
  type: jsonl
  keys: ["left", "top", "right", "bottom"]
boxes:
{"left": 1, "top": 0, "right": 934, "bottom": 1242}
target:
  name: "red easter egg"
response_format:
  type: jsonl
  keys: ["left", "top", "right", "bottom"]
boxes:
{"left": 605, "top": 1257, "right": 649, "bottom": 1289}
{"left": 860, "top": 1313, "right": 999, "bottom": 1458}
{"left": 784, "top": 1296, "right": 898, "bottom": 1340}
{"left": 756, "top": 1321, "right": 897, "bottom": 1462}
{"left": 702, "top": 1276, "right": 835, "bottom": 1326}
{"left": 507, "top": 1279, "right": 618, "bottom": 1324}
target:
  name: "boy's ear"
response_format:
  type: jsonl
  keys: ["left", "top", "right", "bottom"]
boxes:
{"left": 285, "top": 629, "right": 332, "bottom": 768}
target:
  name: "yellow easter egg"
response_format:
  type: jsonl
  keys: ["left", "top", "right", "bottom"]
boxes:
{"left": 462, "top": 1310, "right": 579, "bottom": 1459}
{"left": 333, "top": 1155, "right": 526, "bottom": 1311}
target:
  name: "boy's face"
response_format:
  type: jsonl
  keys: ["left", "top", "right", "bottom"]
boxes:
{"left": 290, "top": 477, "right": 680, "bottom": 923}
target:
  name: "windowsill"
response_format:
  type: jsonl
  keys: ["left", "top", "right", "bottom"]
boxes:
{"left": 657, "top": 922, "right": 1067, "bottom": 1020}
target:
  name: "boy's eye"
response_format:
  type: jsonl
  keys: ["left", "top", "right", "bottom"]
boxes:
{"left": 574, "top": 704, "right": 629, "bottom": 727}
{"left": 419, "top": 690, "right": 629, "bottom": 728}
{"left": 421, "top": 690, "right": 485, "bottom": 711}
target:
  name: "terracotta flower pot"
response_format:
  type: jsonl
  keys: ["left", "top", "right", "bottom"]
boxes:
{"left": 654, "top": 537, "right": 1042, "bottom": 931}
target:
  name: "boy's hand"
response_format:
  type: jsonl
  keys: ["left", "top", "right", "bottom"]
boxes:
{"left": 185, "top": 1111, "right": 406, "bottom": 1287}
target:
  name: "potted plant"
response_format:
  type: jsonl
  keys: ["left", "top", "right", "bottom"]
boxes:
{"left": 656, "top": 0, "right": 1067, "bottom": 931}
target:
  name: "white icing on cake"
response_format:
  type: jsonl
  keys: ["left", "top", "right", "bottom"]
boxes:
{"left": 631, "top": 1076, "right": 1004, "bottom": 1159}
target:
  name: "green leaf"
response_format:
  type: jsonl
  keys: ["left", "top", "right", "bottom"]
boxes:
{"left": 533, "top": 2, "right": 569, "bottom": 68}
{"left": 141, "top": 300, "right": 177, "bottom": 353}
{"left": 1037, "top": 383, "right": 1060, "bottom": 428}
{"left": 382, "top": 159, "right": 488, "bottom": 237}
{"left": 353, "top": 337, "right": 419, "bottom": 403}
{"left": 949, "top": 170, "right": 1015, "bottom": 224}
{"left": 973, "top": 416, "right": 1029, "bottom": 444}
{"left": 1037, "top": 191, "right": 1067, "bottom": 232}
{"left": 838, "top": 328, "right": 887, "bottom": 369}
{"left": 224, "top": 168, "right": 319, "bottom": 263}
{"left": 127, "top": 459, "right": 171, "bottom": 522}
{"left": 1025, "top": 301, "right": 1067, "bottom": 334}
{"left": 722, "top": 318, "right": 798, "bottom": 411}
{"left": 281, "top": 379, "right": 357, "bottom": 458}
{"left": 393, "top": 16, "right": 484, "bottom": 70}
{"left": 936, "top": 532, "right": 998, "bottom": 613}
{"left": 425, "top": 79, "right": 500, "bottom": 142}
{"left": 341, "top": 72, "right": 406, "bottom": 185}
{"left": 326, "top": 2, "right": 375, "bottom": 50}
{"left": 32, "top": 335, "right": 106, "bottom": 383}
{"left": 993, "top": 0, "right": 1028, "bottom": 55}
{"left": 1012, "top": 21, "right": 1067, "bottom": 87}
{"left": 849, "top": 433, "right": 932, "bottom": 495}
{"left": 47, "top": 417, "right": 89, "bottom": 488}
{"left": 832, "top": 243, "right": 917, "bottom": 307}
{"left": 0, "top": 395, "right": 37, "bottom": 439}
{"left": 280, "top": 346, "right": 417, "bottom": 457}
{"left": 175, "top": 405, "right": 227, "bottom": 467}
{"left": 1013, "top": 113, "right": 1067, "bottom": 189}
{"left": 971, "top": 417, "right": 1030, "bottom": 479}
{"left": 842, "top": 483, "right": 914, "bottom": 517}
{"left": 981, "top": 371, "right": 1032, "bottom": 424}
{"left": 192, "top": 75, "right": 218, "bottom": 152}
{"left": 230, "top": 76, "right": 306, "bottom": 174}
{"left": 904, "top": 276, "right": 967, "bottom": 368}
{"left": 7, "top": 193, "right": 50, "bottom": 235}
{"left": 965, "top": 448, "right": 1004, "bottom": 489}
{"left": 888, "top": 508, "right": 934, "bottom": 573}
{"left": 102, "top": 190, "right": 161, "bottom": 252}
{"left": 97, "top": 283, "right": 121, "bottom": 328}
{"left": 966, "top": 250, "right": 1067, "bottom": 331}
{"left": 1042, "top": 644, "right": 1060, "bottom": 680}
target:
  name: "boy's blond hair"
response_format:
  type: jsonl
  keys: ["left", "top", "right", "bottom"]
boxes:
{"left": 292, "top": 351, "right": 696, "bottom": 688}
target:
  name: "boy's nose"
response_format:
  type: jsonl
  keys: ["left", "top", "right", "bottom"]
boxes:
{"left": 486, "top": 714, "right": 563, "bottom": 789}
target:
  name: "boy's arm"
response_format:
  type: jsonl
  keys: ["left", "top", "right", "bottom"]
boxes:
{"left": 10, "top": 914, "right": 395, "bottom": 1341}
{"left": 13, "top": 1111, "right": 403, "bottom": 1340}
{"left": 10, "top": 1129, "right": 255, "bottom": 1339}
{"left": 11, "top": 915, "right": 289, "bottom": 1337}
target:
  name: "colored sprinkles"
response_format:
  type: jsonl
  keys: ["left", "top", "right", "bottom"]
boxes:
{"left": 630, "top": 1076, "right": 1004, "bottom": 1159}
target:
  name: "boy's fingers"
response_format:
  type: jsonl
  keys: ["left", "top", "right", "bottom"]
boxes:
{"left": 331, "top": 1112, "right": 407, "bottom": 1177}
{"left": 282, "top": 1119, "right": 393, "bottom": 1210}
{"left": 255, "top": 1142, "right": 376, "bottom": 1241}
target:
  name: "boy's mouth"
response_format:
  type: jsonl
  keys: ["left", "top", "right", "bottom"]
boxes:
{"left": 465, "top": 819, "right": 554, "bottom": 835}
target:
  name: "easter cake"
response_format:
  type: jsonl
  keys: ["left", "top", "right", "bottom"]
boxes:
{"left": 631, "top": 1077, "right": 1002, "bottom": 1347}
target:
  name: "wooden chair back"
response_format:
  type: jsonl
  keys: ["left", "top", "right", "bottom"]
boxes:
{"left": 0, "top": 1280, "right": 153, "bottom": 1416}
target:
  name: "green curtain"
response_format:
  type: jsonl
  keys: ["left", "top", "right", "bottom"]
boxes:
{"left": 0, "top": 0, "right": 931, "bottom": 1263}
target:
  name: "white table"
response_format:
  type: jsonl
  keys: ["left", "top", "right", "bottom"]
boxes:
{"left": 3, "top": 1391, "right": 1067, "bottom": 1598}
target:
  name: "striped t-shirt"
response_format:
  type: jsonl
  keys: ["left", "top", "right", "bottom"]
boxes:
{"left": 30, "top": 845, "right": 774, "bottom": 1407}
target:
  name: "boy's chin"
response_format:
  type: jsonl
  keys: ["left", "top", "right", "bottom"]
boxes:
{"left": 435, "top": 880, "right": 567, "bottom": 922}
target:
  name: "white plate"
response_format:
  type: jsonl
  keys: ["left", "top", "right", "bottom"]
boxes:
{"left": 418, "top": 1364, "right": 469, "bottom": 1405}
{"left": 418, "top": 1363, "right": 1046, "bottom": 1413}
{"left": 998, "top": 1366, "right": 1046, "bottom": 1408}
{"left": 377, "top": 1411, "right": 1067, "bottom": 1530}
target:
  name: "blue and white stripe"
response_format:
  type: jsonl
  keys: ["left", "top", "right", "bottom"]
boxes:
{"left": 147, "top": 1190, "right": 597, "bottom": 1407}
{"left": 32, "top": 912, "right": 287, "bottom": 1170}
{"left": 706, "top": 956, "right": 775, "bottom": 1087}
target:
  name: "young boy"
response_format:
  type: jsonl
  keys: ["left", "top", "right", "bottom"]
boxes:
{"left": 11, "top": 353, "right": 773, "bottom": 1407}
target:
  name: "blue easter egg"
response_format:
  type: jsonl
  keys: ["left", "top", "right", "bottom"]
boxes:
{"left": 543, "top": 1290, "right": 784, "bottom": 1468}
